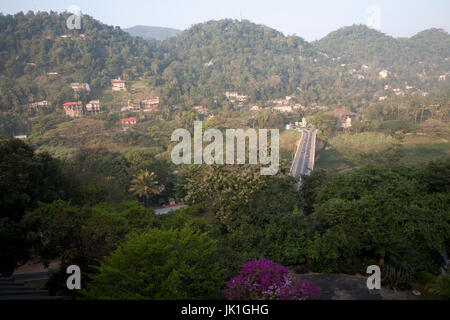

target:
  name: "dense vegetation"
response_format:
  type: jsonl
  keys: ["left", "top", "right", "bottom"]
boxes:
{"left": 1, "top": 139, "right": 449, "bottom": 298}
{"left": 0, "top": 11, "right": 449, "bottom": 300}
{"left": 0, "top": 12, "right": 448, "bottom": 139}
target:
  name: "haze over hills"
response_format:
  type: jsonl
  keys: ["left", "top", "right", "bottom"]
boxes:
{"left": 124, "top": 25, "right": 182, "bottom": 40}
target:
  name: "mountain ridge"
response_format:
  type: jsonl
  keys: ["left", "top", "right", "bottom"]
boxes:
{"left": 0, "top": 13, "right": 448, "bottom": 119}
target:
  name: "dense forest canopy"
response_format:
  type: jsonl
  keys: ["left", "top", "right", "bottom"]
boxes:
{"left": 0, "top": 12, "right": 448, "bottom": 114}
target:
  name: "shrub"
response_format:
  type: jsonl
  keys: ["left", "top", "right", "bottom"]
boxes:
{"left": 425, "top": 275, "right": 450, "bottom": 300}
{"left": 23, "top": 201, "right": 156, "bottom": 296}
{"left": 222, "top": 259, "right": 318, "bottom": 300}
{"left": 82, "top": 226, "right": 225, "bottom": 299}
{"left": 304, "top": 162, "right": 450, "bottom": 274}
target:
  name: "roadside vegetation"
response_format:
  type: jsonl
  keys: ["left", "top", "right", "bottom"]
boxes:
{"left": 1, "top": 139, "right": 448, "bottom": 299}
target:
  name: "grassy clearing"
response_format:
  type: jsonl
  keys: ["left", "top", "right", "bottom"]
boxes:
{"left": 400, "top": 135, "right": 450, "bottom": 165}
{"left": 316, "top": 132, "right": 450, "bottom": 169}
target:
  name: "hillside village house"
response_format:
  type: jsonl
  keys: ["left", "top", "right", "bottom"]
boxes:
{"left": 393, "top": 88, "right": 405, "bottom": 96}
{"left": 86, "top": 100, "right": 101, "bottom": 114}
{"left": 70, "top": 82, "right": 91, "bottom": 92}
{"left": 379, "top": 70, "right": 389, "bottom": 79}
{"left": 250, "top": 105, "right": 263, "bottom": 112}
{"left": 272, "top": 104, "right": 303, "bottom": 113}
{"left": 332, "top": 108, "right": 356, "bottom": 130}
{"left": 300, "top": 117, "right": 308, "bottom": 128}
{"left": 122, "top": 100, "right": 141, "bottom": 113}
{"left": 63, "top": 101, "right": 83, "bottom": 117}
{"left": 120, "top": 117, "right": 137, "bottom": 130}
{"left": 270, "top": 96, "right": 293, "bottom": 105}
{"left": 141, "top": 97, "right": 160, "bottom": 112}
{"left": 272, "top": 105, "right": 294, "bottom": 113}
{"left": 111, "top": 78, "right": 126, "bottom": 91}
{"left": 225, "top": 92, "right": 247, "bottom": 102}
{"left": 28, "top": 100, "right": 49, "bottom": 111}
{"left": 342, "top": 117, "right": 353, "bottom": 129}
{"left": 192, "top": 105, "right": 208, "bottom": 114}
{"left": 286, "top": 117, "right": 308, "bottom": 131}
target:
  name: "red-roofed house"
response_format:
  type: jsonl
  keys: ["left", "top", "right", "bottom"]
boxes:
{"left": 63, "top": 101, "right": 83, "bottom": 117}
{"left": 120, "top": 117, "right": 137, "bottom": 130}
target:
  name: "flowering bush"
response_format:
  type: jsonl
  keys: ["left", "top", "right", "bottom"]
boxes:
{"left": 222, "top": 259, "right": 318, "bottom": 300}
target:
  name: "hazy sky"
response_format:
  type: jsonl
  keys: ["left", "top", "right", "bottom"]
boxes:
{"left": 1, "top": 0, "right": 449, "bottom": 41}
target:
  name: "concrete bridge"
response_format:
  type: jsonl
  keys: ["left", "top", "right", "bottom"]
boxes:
{"left": 289, "top": 126, "right": 317, "bottom": 187}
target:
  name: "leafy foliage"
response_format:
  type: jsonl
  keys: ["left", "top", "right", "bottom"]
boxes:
{"left": 0, "top": 139, "right": 67, "bottom": 275}
{"left": 301, "top": 161, "right": 450, "bottom": 273}
{"left": 424, "top": 274, "right": 450, "bottom": 300}
{"left": 82, "top": 226, "right": 225, "bottom": 299}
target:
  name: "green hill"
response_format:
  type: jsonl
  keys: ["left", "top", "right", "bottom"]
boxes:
{"left": 0, "top": 13, "right": 448, "bottom": 143}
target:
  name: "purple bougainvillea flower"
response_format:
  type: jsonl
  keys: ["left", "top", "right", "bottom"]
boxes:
{"left": 222, "top": 259, "right": 318, "bottom": 300}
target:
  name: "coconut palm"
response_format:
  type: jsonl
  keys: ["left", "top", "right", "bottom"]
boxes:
{"left": 129, "top": 170, "right": 164, "bottom": 206}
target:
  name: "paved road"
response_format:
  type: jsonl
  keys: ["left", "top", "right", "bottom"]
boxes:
{"left": 290, "top": 126, "right": 317, "bottom": 183}
{"left": 292, "top": 273, "right": 417, "bottom": 300}
{"left": 0, "top": 272, "right": 63, "bottom": 300}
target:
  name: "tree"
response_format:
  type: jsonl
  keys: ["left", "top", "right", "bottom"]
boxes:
{"left": 82, "top": 226, "right": 226, "bottom": 299}
{"left": 23, "top": 200, "right": 156, "bottom": 295}
{"left": 307, "top": 113, "right": 338, "bottom": 138}
{"left": 129, "top": 170, "right": 164, "bottom": 206}
{"left": 0, "top": 139, "right": 65, "bottom": 275}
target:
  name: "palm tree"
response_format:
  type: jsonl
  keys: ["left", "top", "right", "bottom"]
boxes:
{"left": 129, "top": 170, "right": 165, "bottom": 206}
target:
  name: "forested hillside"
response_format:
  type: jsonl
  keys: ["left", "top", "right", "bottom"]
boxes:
{"left": 1, "top": 13, "right": 448, "bottom": 115}
{"left": 0, "top": 11, "right": 156, "bottom": 112}
{"left": 0, "top": 12, "right": 448, "bottom": 149}
{"left": 315, "top": 25, "right": 450, "bottom": 89}
{"left": 157, "top": 19, "right": 316, "bottom": 104}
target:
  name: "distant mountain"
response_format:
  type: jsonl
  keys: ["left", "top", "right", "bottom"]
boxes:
{"left": 314, "top": 25, "right": 400, "bottom": 64}
{"left": 158, "top": 19, "right": 315, "bottom": 102}
{"left": 314, "top": 24, "right": 449, "bottom": 87}
{"left": 124, "top": 25, "right": 182, "bottom": 40}
{"left": 156, "top": 20, "right": 449, "bottom": 106}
